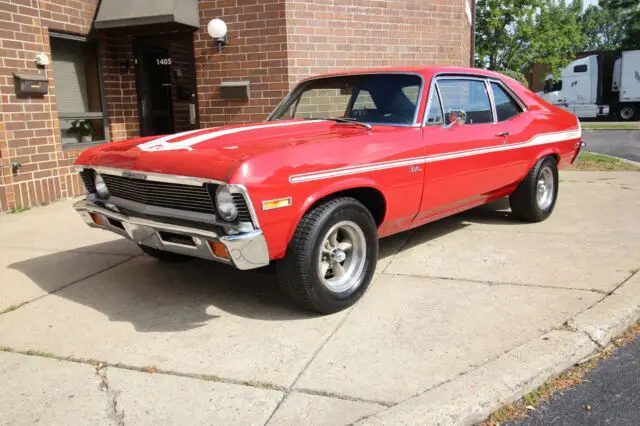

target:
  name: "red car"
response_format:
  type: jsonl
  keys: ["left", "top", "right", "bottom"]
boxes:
{"left": 74, "top": 67, "right": 584, "bottom": 313}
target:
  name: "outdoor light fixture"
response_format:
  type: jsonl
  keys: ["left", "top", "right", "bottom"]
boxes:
{"left": 207, "top": 18, "right": 228, "bottom": 53}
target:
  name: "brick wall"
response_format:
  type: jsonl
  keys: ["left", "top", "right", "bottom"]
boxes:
{"left": 0, "top": 0, "right": 99, "bottom": 212}
{"left": 194, "top": 0, "right": 290, "bottom": 127}
{"left": 285, "top": 0, "right": 473, "bottom": 86}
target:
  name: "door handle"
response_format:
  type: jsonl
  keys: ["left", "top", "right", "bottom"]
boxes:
{"left": 495, "top": 131, "right": 510, "bottom": 137}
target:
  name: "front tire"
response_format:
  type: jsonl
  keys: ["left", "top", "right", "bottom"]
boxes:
{"left": 509, "top": 156, "right": 559, "bottom": 222}
{"left": 277, "top": 197, "right": 378, "bottom": 314}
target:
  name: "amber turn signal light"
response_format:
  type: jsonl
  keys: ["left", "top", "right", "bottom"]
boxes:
{"left": 262, "top": 197, "right": 292, "bottom": 211}
{"left": 90, "top": 212, "right": 106, "bottom": 226}
{"left": 208, "top": 240, "right": 230, "bottom": 260}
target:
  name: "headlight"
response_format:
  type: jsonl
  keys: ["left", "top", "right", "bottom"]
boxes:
{"left": 215, "top": 186, "right": 238, "bottom": 221}
{"left": 94, "top": 173, "right": 109, "bottom": 198}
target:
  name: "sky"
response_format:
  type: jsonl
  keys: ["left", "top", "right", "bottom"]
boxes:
{"left": 584, "top": 0, "right": 599, "bottom": 8}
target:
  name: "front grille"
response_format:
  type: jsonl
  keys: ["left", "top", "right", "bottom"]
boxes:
{"left": 80, "top": 170, "right": 96, "bottom": 193}
{"left": 101, "top": 174, "right": 216, "bottom": 215}
{"left": 232, "top": 193, "right": 252, "bottom": 223}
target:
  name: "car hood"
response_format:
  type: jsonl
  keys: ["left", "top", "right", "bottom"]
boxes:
{"left": 76, "top": 120, "right": 368, "bottom": 182}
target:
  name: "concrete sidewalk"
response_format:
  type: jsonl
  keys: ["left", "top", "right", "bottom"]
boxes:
{"left": 1, "top": 171, "right": 639, "bottom": 425}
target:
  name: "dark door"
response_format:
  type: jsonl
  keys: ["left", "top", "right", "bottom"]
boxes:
{"left": 135, "top": 44, "right": 174, "bottom": 136}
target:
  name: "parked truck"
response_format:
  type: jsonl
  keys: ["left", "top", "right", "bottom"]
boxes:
{"left": 539, "top": 50, "right": 640, "bottom": 121}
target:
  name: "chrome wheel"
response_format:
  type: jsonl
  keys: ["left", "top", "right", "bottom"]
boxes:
{"left": 536, "top": 166, "right": 554, "bottom": 210}
{"left": 318, "top": 221, "right": 367, "bottom": 294}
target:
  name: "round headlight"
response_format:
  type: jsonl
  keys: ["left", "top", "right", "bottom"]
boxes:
{"left": 94, "top": 173, "right": 109, "bottom": 198}
{"left": 215, "top": 186, "right": 238, "bottom": 221}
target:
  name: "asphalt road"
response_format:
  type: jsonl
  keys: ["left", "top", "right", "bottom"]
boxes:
{"left": 583, "top": 130, "right": 640, "bottom": 163}
{"left": 505, "top": 335, "right": 640, "bottom": 426}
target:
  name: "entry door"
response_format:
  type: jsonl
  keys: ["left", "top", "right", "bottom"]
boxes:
{"left": 136, "top": 44, "right": 174, "bottom": 136}
{"left": 416, "top": 77, "right": 505, "bottom": 222}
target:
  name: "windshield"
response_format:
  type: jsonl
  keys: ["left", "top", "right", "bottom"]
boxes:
{"left": 269, "top": 74, "right": 422, "bottom": 125}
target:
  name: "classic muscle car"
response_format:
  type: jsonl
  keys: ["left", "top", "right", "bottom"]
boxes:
{"left": 74, "top": 67, "right": 584, "bottom": 313}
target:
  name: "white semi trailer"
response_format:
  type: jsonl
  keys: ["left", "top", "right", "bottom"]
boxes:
{"left": 539, "top": 50, "right": 640, "bottom": 121}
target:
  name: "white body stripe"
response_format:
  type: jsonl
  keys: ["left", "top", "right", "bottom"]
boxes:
{"left": 289, "top": 129, "right": 581, "bottom": 183}
{"left": 138, "top": 121, "right": 323, "bottom": 152}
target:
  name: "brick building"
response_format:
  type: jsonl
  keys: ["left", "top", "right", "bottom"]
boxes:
{"left": 0, "top": 0, "right": 474, "bottom": 212}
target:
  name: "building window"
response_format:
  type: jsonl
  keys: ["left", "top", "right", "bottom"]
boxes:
{"left": 50, "top": 35, "right": 108, "bottom": 146}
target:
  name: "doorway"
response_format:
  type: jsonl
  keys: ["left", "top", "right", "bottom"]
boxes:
{"left": 134, "top": 34, "right": 199, "bottom": 137}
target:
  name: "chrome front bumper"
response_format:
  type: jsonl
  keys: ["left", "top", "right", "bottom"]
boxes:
{"left": 74, "top": 200, "right": 269, "bottom": 270}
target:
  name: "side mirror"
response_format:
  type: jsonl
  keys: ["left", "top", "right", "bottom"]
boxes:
{"left": 447, "top": 110, "right": 467, "bottom": 126}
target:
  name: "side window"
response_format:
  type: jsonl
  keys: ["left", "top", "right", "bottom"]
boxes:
{"left": 490, "top": 82, "right": 523, "bottom": 122}
{"left": 574, "top": 64, "right": 588, "bottom": 73}
{"left": 544, "top": 79, "right": 563, "bottom": 93}
{"left": 437, "top": 79, "right": 493, "bottom": 125}
{"left": 425, "top": 88, "right": 444, "bottom": 125}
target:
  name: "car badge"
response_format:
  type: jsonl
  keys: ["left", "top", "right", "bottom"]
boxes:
{"left": 122, "top": 171, "right": 147, "bottom": 180}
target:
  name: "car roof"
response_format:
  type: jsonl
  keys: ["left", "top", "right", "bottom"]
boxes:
{"left": 305, "top": 66, "right": 508, "bottom": 82}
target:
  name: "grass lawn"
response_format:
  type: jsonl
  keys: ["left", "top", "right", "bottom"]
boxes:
{"left": 570, "top": 152, "right": 640, "bottom": 171}
{"left": 581, "top": 122, "right": 640, "bottom": 131}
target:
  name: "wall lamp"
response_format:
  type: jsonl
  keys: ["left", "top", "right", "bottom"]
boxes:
{"left": 207, "top": 18, "right": 228, "bottom": 53}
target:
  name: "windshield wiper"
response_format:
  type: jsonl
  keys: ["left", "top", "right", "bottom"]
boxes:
{"left": 322, "top": 117, "right": 372, "bottom": 130}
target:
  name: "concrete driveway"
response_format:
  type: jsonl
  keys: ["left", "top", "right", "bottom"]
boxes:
{"left": 1, "top": 171, "right": 639, "bottom": 425}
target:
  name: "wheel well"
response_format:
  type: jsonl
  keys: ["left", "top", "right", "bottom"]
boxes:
{"left": 550, "top": 153, "right": 561, "bottom": 164}
{"left": 311, "top": 187, "right": 387, "bottom": 226}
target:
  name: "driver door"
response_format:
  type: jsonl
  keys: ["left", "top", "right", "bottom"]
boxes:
{"left": 416, "top": 77, "right": 505, "bottom": 223}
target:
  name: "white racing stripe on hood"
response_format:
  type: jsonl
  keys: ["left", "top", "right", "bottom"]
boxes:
{"left": 138, "top": 120, "right": 324, "bottom": 152}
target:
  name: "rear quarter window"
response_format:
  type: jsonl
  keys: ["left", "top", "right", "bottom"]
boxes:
{"left": 490, "top": 82, "right": 523, "bottom": 122}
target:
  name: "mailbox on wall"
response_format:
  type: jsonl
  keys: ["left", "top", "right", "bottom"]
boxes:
{"left": 14, "top": 73, "right": 49, "bottom": 97}
{"left": 220, "top": 81, "right": 251, "bottom": 100}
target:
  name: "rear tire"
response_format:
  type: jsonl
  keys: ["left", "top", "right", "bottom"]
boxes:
{"left": 138, "top": 245, "right": 193, "bottom": 262}
{"left": 509, "top": 156, "right": 559, "bottom": 222}
{"left": 277, "top": 197, "right": 378, "bottom": 314}
{"left": 618, "top": 104, "right": 637, "bottom": 122}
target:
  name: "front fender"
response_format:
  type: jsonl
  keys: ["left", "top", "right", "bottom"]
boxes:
{"left": 258, "top": 177, "right": 386, "bottom": 260}
{"left": 297, "top": 177, "right": 386, "bottom": 221}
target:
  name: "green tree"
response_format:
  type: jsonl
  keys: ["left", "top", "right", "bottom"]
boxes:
{"left": 475, "top": 0, "right": 586, "bottom": 77}
{"left": 529, "top": 0, "right": 587, "bottom": 74}
{"left": 474, "top": 0, "right": 541, "bottom": 70}
{"left": 581, "top": 5, "right": 627, "bottom": 51}
{"left": 600, "top": 0, "right": 640, "bottom": 49}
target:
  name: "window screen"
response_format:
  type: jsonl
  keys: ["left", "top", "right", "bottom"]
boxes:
{"left": 50, "top": 36, "right": 107, "bottom": 145}
{"left": 490, "top": 82, "right": 523, "bottom": 121}
{"left": 437, "top": 79, "right": 493, "bottom": 124}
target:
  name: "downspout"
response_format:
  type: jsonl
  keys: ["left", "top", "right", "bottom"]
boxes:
{"left": 471, "top": 0, "right": 476, "bottom": 67}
